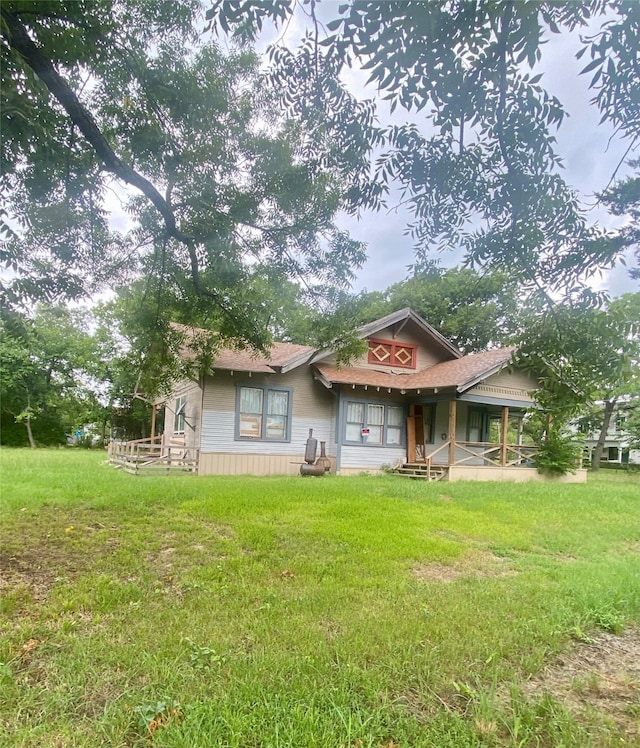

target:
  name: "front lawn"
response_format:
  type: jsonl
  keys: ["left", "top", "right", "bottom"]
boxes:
{"left": 1, "top": 449, "right": 638, "bottom": 747}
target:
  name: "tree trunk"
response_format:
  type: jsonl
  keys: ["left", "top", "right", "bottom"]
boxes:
{"left": 24, "top": 416, "right": 36, "bottom": 449}
{"left": 591, "top": 399, "right": 617, "bottom": 471}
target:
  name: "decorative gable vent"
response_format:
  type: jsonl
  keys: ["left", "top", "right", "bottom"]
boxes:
{"left": 367, "top": 338, "right": 417, "bottom": 369}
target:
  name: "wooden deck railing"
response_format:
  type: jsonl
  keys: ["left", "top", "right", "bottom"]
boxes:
{"left": 424, "top": 440, "right": 538, "bottom": 468}
{"left": 109, "top": 437, "right": 199, "bottom": 475}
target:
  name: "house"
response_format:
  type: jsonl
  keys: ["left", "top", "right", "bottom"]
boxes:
{"left": 579, "top": 402, "right": 640, "bottom": 466}
{"left": 112, "top": 308, "right": 586, "bottom": 482}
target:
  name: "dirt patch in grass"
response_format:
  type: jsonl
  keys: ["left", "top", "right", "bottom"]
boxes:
{"left": 0, "top": 540, "right": 109, "bottom": 604}
{"left": 520, "top": 628, "right": 640, "bottom": 738}
{"left": 412, "top": 550, "right": 518, "bottom": 583}
{"left": 0, "top": 508, "right": 123, "bottom": 605}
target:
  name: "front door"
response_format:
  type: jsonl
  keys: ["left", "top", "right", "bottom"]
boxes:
{"left": 406, "top": 404, "right": 426, "bottom": 462}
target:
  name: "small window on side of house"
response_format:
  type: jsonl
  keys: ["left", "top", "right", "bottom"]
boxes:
{"left": 173, "top": 395, "right": 187, "bottom": 434}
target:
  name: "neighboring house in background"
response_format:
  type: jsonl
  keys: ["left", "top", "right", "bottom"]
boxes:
{"left": 112, "top": 308, "right": 587, "bottom": 482}
{"left": 580, "top": 403, "right": 640, "bottom": 466}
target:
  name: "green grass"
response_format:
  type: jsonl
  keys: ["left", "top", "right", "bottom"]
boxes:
{"left": 1, "top": 449, "right": 639, "bottom": 747}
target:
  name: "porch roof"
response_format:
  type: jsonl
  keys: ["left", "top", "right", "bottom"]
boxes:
{"left": 314, "top": 346, "right": 518, "bottom": 392}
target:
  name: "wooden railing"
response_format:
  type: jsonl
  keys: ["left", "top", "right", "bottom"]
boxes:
{"left": 109, "top": 437, "right": 199, "bottom": 475}
{"left": 425, "top": 440, "right": 452, "bottom": 471}
{"left": 424, "top": 440, "right": 538, "bottom": 469}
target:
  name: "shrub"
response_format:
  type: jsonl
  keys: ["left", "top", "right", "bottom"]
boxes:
{"left": 534, "top": 425, "right": 583, "bottom": 476}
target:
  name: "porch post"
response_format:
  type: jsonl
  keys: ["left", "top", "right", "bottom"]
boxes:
{"left": 150, "top": 404, "right": 157, "bottom": 443}
{"left": 407, "top": 404, "right": 416, "bottom": 464}
{"left": 500, "top": 406, "right": 509, "bottom": 466}
{"left": 448, "top": 399, "right": 457, "bottom": 465}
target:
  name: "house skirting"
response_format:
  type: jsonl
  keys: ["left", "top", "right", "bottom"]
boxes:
{"left": 447, "top": 466, "right": 588, "bottom": 483}
{"left": 198, "top": 452, "right": 336, "bottom": 476}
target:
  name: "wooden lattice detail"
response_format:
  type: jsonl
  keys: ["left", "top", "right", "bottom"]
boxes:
{"left": 394, "top": 345, "right": 413, "bottom": 366}
{"left": 367, "top": 338, "right": 416, "bottom": 368}
{"left": 369, "top": 342, "right": 392, "bottom": 363}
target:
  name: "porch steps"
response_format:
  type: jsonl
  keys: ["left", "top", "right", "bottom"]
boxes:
{"left": 392, "top": 463, "right": 449, "bottom": 481}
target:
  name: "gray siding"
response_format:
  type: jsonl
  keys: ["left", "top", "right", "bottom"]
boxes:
{"left": 200, "top": 367, "right": 337, "bottom": 458}
{"left": 162, "top": 379, "right": 202, "bottom": 451}
{"left": 340, "top": 445, "right": 406, "bottom": 470}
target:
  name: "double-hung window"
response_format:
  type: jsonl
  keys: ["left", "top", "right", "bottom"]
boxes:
{"left": 173, "top": 395, "right": 186, "bottom": 434}
{"left": 467, "top": 409, "right": 486, "bottom": 442}
{"left": 236, "top": 385, "right": 292, "bottom": 441}
{"left": 344, "top": 400, "right": 404, "bottom": 447}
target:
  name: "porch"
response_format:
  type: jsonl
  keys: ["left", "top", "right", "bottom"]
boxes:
{"left": 395, "top": 401, "right": 586, "bottom": 483}
{"left": 109, "top": 436, "right": 200, "bottom": 475}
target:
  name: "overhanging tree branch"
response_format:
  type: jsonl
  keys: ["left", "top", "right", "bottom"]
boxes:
{"left": 1, "top": 8, "right": 206, "bottom": 292}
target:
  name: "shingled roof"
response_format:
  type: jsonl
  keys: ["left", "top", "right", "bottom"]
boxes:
{"left": 210, "top": 342, "right": 315, "bottom": 373}
{"left": 169, "top": 316, "right": 516, "bottom": 386}
{"left": 169, "top": 323, "right": 315, "bottom": 373}
{"left": 313, "top": 346, "right": 518, "bottom": 393}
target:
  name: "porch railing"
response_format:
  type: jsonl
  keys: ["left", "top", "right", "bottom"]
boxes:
{"left": 109, "top": 437, "right": 199, "bottom": 475}
{"left": 423, "top": 440, "right": 538, "bottom": 468}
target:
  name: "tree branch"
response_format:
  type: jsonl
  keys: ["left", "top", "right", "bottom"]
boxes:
{"left": 1, "top": 8, "right": 207, "bottom": 294}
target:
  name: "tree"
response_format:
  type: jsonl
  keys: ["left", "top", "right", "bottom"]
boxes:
{"left": 352, "top": 266, "right": 521, "bottom": 352}
{"left": 211, "top": 0, "right": 639, "bottom": 292}
{"left": 0, "top": 305, "right": 98, "bottom": 446}
{"left": 587, "top": 293, "right": 640, "bottom": 468}
{"left": 517, "top": 291, "right": 640, "bottom": 469}
{"left": 1, "top": 0, "right": 366, "bottom": 351}
{"left": 598, "top": 159, "right": 640, "bottom": 280}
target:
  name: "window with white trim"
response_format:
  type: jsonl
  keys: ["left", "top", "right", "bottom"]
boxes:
{"left": 343, "top": 400, "right": 404, "bottom": 447}
{"left": 173, "top": 395, "right": 186, "bottom": 434}
{"left": 236, "top": 385, "right": 292, "bottom": 441}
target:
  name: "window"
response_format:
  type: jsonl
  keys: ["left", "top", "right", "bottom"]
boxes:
{"left": 343, "top": 400, "right": 404, "bottom": 447}
{"left": 173, "top": 395, "right": 186, "bottom": 434}
{"left": 236, "top": 385, "right": 292, "bottom": 441}
{"left": 467, "top": 409, "right": 485, "bottom": 442}
{"left": 422, "top": 404, "right": 435, "bottom": 444}
{"left": 346, "top": 401, "right": 365, "bottom": 442}
{"left": 367, "top": 338, "right": 417, "bottom": 369}
{"left": 386, "top": 406, "right": 403, "bottom": 445}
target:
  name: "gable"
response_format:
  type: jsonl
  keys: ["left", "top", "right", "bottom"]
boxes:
{"left": 317, "top": 319, "right": 459, "bottom": 374}
{"left": 460, "top": 366, "right": 538, "bottom": 406}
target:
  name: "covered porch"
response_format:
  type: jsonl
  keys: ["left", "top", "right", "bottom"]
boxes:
{"left": 401, "top": 399, "right": 538, "bottom": 480}
{"left": 398, "top": 399, "right": 585, "bottom": 482}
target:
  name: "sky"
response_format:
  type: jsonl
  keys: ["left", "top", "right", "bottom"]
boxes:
{"left": 258, "top": 3, "right": 638, "bottom": 299}
{"left": 103, "top": 5, "right": 638, "bottom": 301}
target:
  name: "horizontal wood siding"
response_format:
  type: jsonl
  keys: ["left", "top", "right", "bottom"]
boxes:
{"left": 486, "top": 368, "right": 538, "bottom": 390}
{"left": 340, "top": 445, "right": 406, "bottom": 470}
{"left": 162, "top": 379, "right": 202, "bottom": 452}
{"left": 470, "top": 368, "right": 537, "bottom": 401}
{"left": 199, "top": 452, "right": 312, "bottom": 476}
{"left": 200, "top": 368, "right": 337, "bottom": 463}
